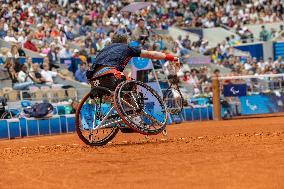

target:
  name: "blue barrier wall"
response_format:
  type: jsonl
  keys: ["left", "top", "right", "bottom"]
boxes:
{"left": 0, "top": 115, "right": 75, "bottom": 140}
{"left": 234, "top": 43, "right": 264, "bottom": 60}
{"left": 221, "top": 93, "right": 284, "bottom": 117}
{"left": 273, "top": 42, "right": 284, "bottom": 60}
{"left": 169, "top": 106, "right": 213, "bottom": 123}
{"left": 0, "top": 106, "right": 212, "bottom": 140}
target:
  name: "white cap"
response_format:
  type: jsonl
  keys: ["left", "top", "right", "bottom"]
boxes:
{"left": 74, "top": 49, "right": 79, "bottom": 53}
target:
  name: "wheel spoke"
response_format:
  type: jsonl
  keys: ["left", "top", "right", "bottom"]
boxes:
{"left": 121, "top": 98, "right": 136, "bottom": 110}
{"left": 141, "top": 110, "right": 162, "bottom": 126}
{"left": 130, "top": 91, "right": 139, "bottom": 109}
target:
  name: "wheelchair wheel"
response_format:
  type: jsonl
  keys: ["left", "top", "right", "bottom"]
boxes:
{"left": 114, "top": 81, "right": 167, "bottom": 135}
{"left": 75, "top": 87, "right": 119, "bottom": 146}
{"left": 163, "top": 85, "right": 184, "bottom": 115}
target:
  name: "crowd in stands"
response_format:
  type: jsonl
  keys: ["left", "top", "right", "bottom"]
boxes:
{"left": 2, "top": 55, "right": 68, "bottom": 90}
{"left": 235, "top": 24, "right": 284, "bottom": 42}
{"left": 178, "top": 0, "right": 284, "bottom": 28}
{"left": 1, "top": 0, "right": 284, "bottom": 99}
{"left": 221, "top": 55, "right": 284, "bottom": 75}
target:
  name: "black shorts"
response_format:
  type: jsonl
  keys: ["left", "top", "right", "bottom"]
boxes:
{"left": 93, "top": 73, "right": 127, "bottom": 91}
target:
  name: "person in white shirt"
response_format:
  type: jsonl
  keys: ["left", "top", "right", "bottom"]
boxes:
{"left": 41, "top": 64, "right": 58, "bottom": 85}
{"left": 41, "top": 64, "right": 67, "bottom": 85}
{"left": 257, "top": 58, "right": 267, "bottom": 70}
{"left": 274, "top": 56, "right": 283, "bottom": 65}
{"left": 17, "top": 31, "right": 26, "bottom": 44}
{"left": 109, "top": 12, "right": 119, "bottom": 26}
{"left": 4, "top": 30, "right": 17, "bottom": 43}
{"left": 120, "top": 14, "right": 130, "bottom": 26}
{"left": 244, "top": 61, "right": 252, "bottom": 70}
{"left": 17, "top": 65, "right": 33, "bottom": 83}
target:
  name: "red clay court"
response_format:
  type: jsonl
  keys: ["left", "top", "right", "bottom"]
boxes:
{"left": 1, "top": 116, "right": 284, "bottom": 189}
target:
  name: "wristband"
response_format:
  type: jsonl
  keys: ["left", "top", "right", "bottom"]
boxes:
{"left": 165, "top": 54, "right": 175, "bottom": 61}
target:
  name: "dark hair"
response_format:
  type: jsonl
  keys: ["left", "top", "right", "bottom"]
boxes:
{"left": 111, "top": 34, "right": 128, "bottom": 43}
{"left": 112, "top": 30, "right": 128, "bottom": 44}
{"left": 214, "top": 69, "right": 220, "bottom": 74}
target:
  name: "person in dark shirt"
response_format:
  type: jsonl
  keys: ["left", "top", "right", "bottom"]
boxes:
{"left": 16, "top": 42, "right": 26, "bottom": 57}
{"left": 87, "top": 31, "right": 179, "bottom": 91}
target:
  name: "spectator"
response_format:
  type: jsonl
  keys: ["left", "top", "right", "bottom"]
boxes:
{"left": 47, "top": 45, "right": 60, "bottom": 69}
{"left": 257, "top": 58, "right": 267, "bottom": 71}
{"left": 72, "top": 49, "right": 80, "bottom": 58}
{"left": 65, "top": 26, "right": 75, "bottom": 40}
{"left": 182, "top": 35, "right": 191, "bottom": 49}
{"left": 30, "top": 64, "right": 46, "bottom": 85}
{"left": 259, "top": 25, "right": 271, "bottom": 41}
{"left": 75, "top": 62, "right": 88, "bottom": 83}
{"left": 0, "top": 22, "right": 6, "bottom": 39}
{"left": 8, "top": 66, "right": 33, "bottom": 90}
{"left": 57, "top": 30, "right": 67, "bottom": 46}
{"left": 34, "top": 24, "right": 45, "bottom": 40}
{"left": 50, "top": 26, "right": 60, "bottom": 38}
{"left": 25, "top": 57, "right": 33, "bottom": 72}
{"left": 4, "top": 30, "right": 17, "bottom": 43}
{"left": 43, "top": 31, "right": 53, "bottom": 44}
{"left": 41, "top": 43, "right": 50, "bottom": 55}
{"left": 185, "top": 69, "right": 199, "bottom": 87}
{"left": 244, "top": 58, "right": 252, "bottom": 71}
{"left": 41, "top": 64, "right": 66, "bottom": 86}
{"left": 17, "top": 43, "right": 26, "bottom": 57}
{"left": 10, "top": 44, "right": 19, "bottom": 58}
{"left": 17, "top": 64, "right": 33, "bottom": 84}
{"left": 182, "top": 71, "right": 191, "bottom": 82}
{"left": 274, "top": 56, "right": 283, "bottom": 65}
{"left": 19, "top": 8, "right": 29, "bottom": 21}
{"left": 132, "top": 18, "right": 149, "bottom": 42}
{"left": 17, "top": 31, "right": 26, "bottom": 44}
{"left": 59, "top": 44, "right": 72, "bottom": 58}
{"left": 23, "top": 34, "right": 38, "bottom": 52}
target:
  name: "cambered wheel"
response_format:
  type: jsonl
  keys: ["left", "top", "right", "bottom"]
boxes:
{"left": 75, "top": 87, "right": 119, "bottom": 146}
{"left": 114, "top": 81, "right": 167, "bottom": 135}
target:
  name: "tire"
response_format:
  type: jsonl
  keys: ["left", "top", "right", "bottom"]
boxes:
{"left": 75, "top": 89, "right": 119, "bottom": 146}
{"left": 114, "top": 81, "right": 167, "bottom": 135}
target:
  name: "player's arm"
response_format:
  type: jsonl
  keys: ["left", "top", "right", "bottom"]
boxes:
{"left": 140, "top": 50, "right": 180, "bottom": 70}
{"left": 140, "top": 50, "right": 178, "bottom": 61}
